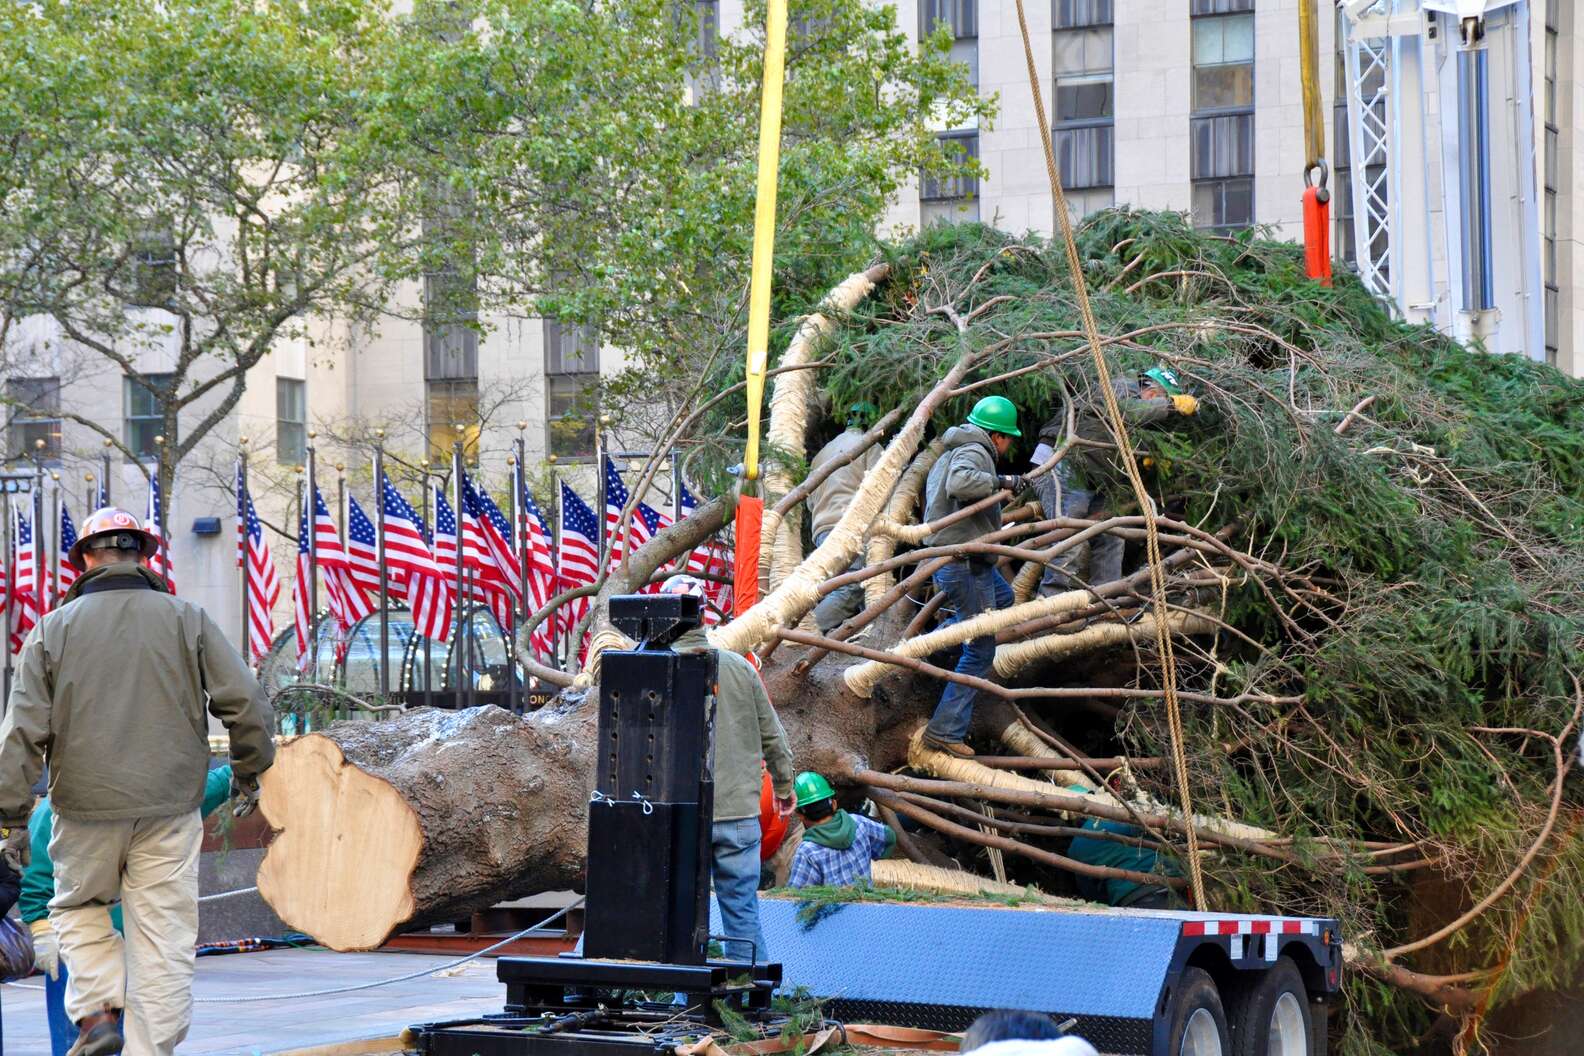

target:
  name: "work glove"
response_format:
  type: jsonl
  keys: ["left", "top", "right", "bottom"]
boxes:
{"left": 775, "top": 795, "right": 795, "bottom": 820}
{"left": 997, "top": 474, "right": 1027, "bottom": 494}
{"left": 1171, "top": 394, "right": 1199, "bottom": 416}
{"left": 2, "top": 823, "right": 30, "bottom": 871}
{"left": 230, "top": 772, "right": 262, "bottom": 819}
{"left": 29, "top": 919, "right": 58, "bottom": 980}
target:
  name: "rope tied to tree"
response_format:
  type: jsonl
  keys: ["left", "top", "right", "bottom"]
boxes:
{"left": 1011, "top": 0, "right": 1207, "bottom": 909}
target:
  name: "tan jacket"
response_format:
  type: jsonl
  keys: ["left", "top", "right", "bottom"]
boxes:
{"left": 673, "top": 628, "right": 793, "bottom": 822}
{"left": 807, "top": 428, "right": 882, "bottom": 540}
{"left": 0, "top": 564, "right": 276, "bottom": 824}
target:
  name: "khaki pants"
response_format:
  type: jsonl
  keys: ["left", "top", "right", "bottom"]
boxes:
{"left": 49, "top": 811, "right": 203, "bottom": 1056}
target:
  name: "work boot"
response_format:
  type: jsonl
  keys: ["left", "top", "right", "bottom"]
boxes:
{"left": 921, "top": 734, "right": 975, "bottom": 758}
{"left": 67, "top": 1009, "right": 123, "bottom": 1056}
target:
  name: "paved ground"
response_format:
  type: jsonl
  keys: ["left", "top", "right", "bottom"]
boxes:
{"left": 1, "top": 947, "right": 507, "bottom": 1054}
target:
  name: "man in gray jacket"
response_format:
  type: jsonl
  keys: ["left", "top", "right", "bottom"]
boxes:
{"left": 662, "top": 575, "right": 794, "bottom": 963}
{"left": 0, "top": 507, "right": 276, "bottom": 1056}
{"left": 807, "top": 402, "right": 881, "bottom": 633}
{"left": 920, "top": 396, "right": 1025, "bottom": 757}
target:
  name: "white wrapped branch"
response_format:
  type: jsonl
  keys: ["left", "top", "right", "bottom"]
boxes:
{"left": 992, "top": 612, "right": 1219, "bottom": 679}
{"left": 759, "top": 264, "right": 890, "bottom": 593}
{"left": 710, "top": 351, "right": 983, "bottom": 656}
{"left": 870, "top": 859, "right": 1057, "bottom": 901}
{"left": 862, "top": 442, "right": 943, "bottom": 606}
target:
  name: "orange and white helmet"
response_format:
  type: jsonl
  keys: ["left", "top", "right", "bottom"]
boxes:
{"left": 68, "top": 507, "right": 159, "bottom": 571}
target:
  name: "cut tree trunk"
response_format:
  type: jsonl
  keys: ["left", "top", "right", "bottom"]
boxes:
{"left": 256, "top": 706, "right": 595, "bottom": 951}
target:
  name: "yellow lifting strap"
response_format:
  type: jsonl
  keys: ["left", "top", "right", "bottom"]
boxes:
{"left": 742, "top": 0, "right": 790, "bottom": 484}
{"left": 1298, "top": 0, "right": 1325, "bottom": 172}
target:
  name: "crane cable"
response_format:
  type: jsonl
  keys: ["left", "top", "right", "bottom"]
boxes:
{"left": 1011, "top": 0, "right": 1206, "bottom": 909}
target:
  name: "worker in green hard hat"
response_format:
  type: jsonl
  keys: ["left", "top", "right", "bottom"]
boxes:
{"left": 918, "top": 394, "right": 1027, "bottom": 757}
{"left": 1031, "top": 364, "right": 1199, "bottom": 595}
{"left": 808, "top": 402, "right": 884, "bottom": 633}
{"left": 785, "top": 772, "right": 896, "bottom": 888}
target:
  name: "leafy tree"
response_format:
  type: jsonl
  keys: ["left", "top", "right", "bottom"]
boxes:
{"left": 368, "top": 0, "right": 992, "bottom": 446}
{"left": 0, "top": 0, "right": 406, "bottom": 500}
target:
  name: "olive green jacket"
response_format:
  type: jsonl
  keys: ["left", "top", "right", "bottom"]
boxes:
{"left": 0, "top": 564, "right": 276, "bottom": 824}
{"left": 673, "top": 628, "right": 793, "bottom": 822}
{"left": 807, "top": 427, "right": 882, "bottom": 540}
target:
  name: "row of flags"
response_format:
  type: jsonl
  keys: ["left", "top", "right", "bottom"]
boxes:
{"left": 0, "top": 476, "right": 167, "bottom": 653}
{"left": 234, "top": 455, "right": 737, "bottom": 672}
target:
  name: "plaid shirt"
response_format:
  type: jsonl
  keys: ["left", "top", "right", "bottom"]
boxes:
{"left": 787, "top": 813, "right": 893, "bottom": 889}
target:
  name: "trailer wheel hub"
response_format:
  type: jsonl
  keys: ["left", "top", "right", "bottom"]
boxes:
{"left": 1267, "top": 992, "right": 1307, "bottom": 1056}
{"left": 1181, "top": 1008, "right": 1223, "bottom": 1056}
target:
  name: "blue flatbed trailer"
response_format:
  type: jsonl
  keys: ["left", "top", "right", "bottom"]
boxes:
{"left": 751, "top": 895, "right": 1343, "bottom": 1056}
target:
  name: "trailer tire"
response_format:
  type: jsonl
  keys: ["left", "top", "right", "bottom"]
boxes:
{"left": 1227, "top": 958, "right": 1321, "bottom": 1056}
{"left": 1167, "top": 967, "right": 1231, "bottom": 1056}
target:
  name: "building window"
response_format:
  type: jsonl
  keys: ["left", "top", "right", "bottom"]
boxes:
{"left": 1544, "top": 0, "right": 1559, "bottom": 365}
{"left": 1053, "top": 0, "right": 1113, "bottom": 218}
{"left": 922, "top": 0, "right": 979, "bottom": 86}
{"left": 427, "top": 379, "right": 480, "bottom": 462}
{"left": 129, "top": 222, "right": 178, "bottom": 307}
{"left": 5, "top": 377, "right": 61, "bottom": 463}
{"left": 921, "top": 132, "right": 980, "bottom": 226}
{"left": 424, "top": 268, "right": 479, "bottom": 382}
{"left": 276, "top": 378, "right": 306, "bottom": 465}
{"left": 1190, "top": 2, "right": 1255, "bottom": 231}
{"left": 545, "top": 318, "right": 600, "bottom": 460}
{"left": 125, "top": 374, "right": 175, "bottom": 459}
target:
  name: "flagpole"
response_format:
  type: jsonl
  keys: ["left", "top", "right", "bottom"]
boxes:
{"left": 32, "top": 446, "right": 45, "bottom": 618}
{"left": 306, "top": 435, "right": 319, "bottom": 670}
{"left": 101, "top": 438, "right": 113, "bottom": 506}
{"left": 594, "top": 427, "right": 606, "bottom": 572}
{"left": 374, "top": 431, "right": 390, "bottom": 700}
{"left": 3, "top": 492, "right": 14, "bottom": 701}
{"left": 152, "top": 436, "right": 171, "bottom": 592}
{"left": 506, "top": 452, "right": 521, "bottom": 713}
{"left": 238, "top": 440, "right": 251, "bottom": 662}
{"left": 452, "top": 438, "right": 467, "bottom": 711}
{"left": 48, "top": 470, "right": 60, "bottom": 610}
{"left": 421, "top": 460, "right": 434, "bottom": 710}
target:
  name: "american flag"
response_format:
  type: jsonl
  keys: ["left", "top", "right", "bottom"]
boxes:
{"left": 467, "top": 474, "right": 523, "bottom": 603}
{"left": 239, "top": 483, "right": 280, "bottom": 663}
{"left": 292, "top": 503, "right": 314, "bottom": 668}
{"left": 311, "top": 486, "right": 374, "bottom": 633}
{"left": 677, "top": 480, "right": 732, "bottom": 621}
{"left": 633, "top": 502, "right": 670, "bottom": 592}
{"left": 94, "top": 479, "right": 108, "bottom": 509}
{"left": 145, "top": 474, "right": 176, "bottom": 593}
{"left": 344, "top": 495, "right": 381, "bottom": 598}
{"left": 9, "top": 507, "right": 39, "bottom": 651}
{"left": 432, "top": 484, "right": 472, "bottom": 635}
{"left": 557, "top": 482, "right": 600, "bottom": 638}
{"left": 456, "top": 474, "right": 514, "bottom": 630}
{"left": 381, "top": 473, "right": 452, "bottom": 642}
{"left": 603, "top": 457, "right": 630, "bottom": 571}
{"left": 518, "top": 483, "right": 556, "bottom": 658}
{"left": 54, "top": 504, "right": 79, "bottom": 608}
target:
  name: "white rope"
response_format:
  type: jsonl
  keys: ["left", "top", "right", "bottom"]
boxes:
{"left": 198, "top": 886, "right": 258, "bottom": 904}
{"left": 3, "top": 899, "right": 585, "bottom": 1004}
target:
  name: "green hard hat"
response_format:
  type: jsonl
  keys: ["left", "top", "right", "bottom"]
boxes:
{"left": 1142, "top": 365, "right": 1185, "bottom": 396}
{"left": 966, "top": 395, "right": 1021, "bottom": 437}
{"left": 794, "top": 771, "right": 836, "bottom": 809}
{"left": 847, "top": 401, "right": 880, "bottom": 427}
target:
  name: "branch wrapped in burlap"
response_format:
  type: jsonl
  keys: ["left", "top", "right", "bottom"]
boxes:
{"left": 862, "top": 442, "right": 943, "bottom": 607}
{"left": 758, "top": 263, "right": 891, "bottom": 593}
{"left": 869, "top": 859, "right": 1063, "bottom": 901}
{"left": 992, "top": 612, "right": 1218, "bottom": 679}
{"left": 709, "top": 351, "right": 983, "bottom": 656}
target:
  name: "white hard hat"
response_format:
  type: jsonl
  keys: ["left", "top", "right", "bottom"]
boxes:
{"left": 659, "top": 574, "right": 707, "bottom": 599}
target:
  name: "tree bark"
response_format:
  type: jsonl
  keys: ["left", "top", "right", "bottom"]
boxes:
{"left": 256, "top": 705, "right": 595, "bottom": 951}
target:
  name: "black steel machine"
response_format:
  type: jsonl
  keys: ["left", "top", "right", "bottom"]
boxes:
{"left": 411, "top": 594, "right": 783, "bottom": 1056}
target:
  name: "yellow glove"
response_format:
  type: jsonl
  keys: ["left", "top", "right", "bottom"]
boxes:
{"left": 29, "top": 918, "right": 59, "bottom": 979}
{"left": 1172, "top": 394, "right": 1199, "bottom": 416}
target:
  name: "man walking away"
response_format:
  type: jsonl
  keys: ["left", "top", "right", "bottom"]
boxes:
{"left": 920, "top": 396, "right": 1026, "bottom": 757}
{"left": 785, "top": 772, "right": 894, "bottom": 889}
{"left": 0, "top": 507, "right": 276, "bottom": 1056}
{"left": 663, "top": 575, "right": 794, "bottom": 964}
{"left": 807, "top": 402, "right": 882, "bottom": 633}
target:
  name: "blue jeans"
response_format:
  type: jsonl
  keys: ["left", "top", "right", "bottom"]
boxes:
{"left": 46, "top": 962, "right": 75, "bottom": 1056}
{"left": 1033, "top": 464, "right": 1123, "bottom": 594}
{"left": 926, "top": 561, "right": 1013, "bottom": 743}
{"left": 712, "top": 818, "right": 766, "bottom": 963}
{"left": 811, "top": 531, "right": 865, "bottom": 633}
